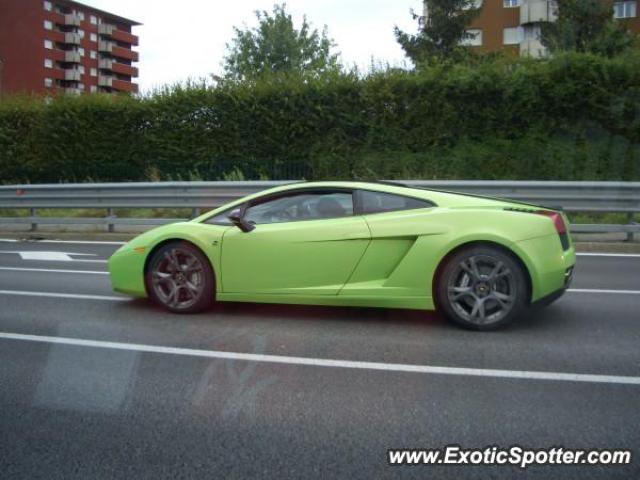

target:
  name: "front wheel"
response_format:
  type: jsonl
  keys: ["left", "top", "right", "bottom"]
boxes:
{"left": 436, "top": 246, "right": 528, "bottom": 330}
{"left": 145, "top": 241, "right": 215, "bottom": 313}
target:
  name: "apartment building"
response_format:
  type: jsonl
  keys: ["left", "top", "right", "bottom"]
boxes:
{"left": 0, "top": 0, "right": 140, "bottom": 96}
{"left": 425, "top": 0, "right": 640, "bottom": 57}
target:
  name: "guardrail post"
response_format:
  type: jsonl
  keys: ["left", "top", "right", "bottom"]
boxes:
{"left": 30, "top": 208, "right": 38, "bottom": 232}
{"left": 191, "top": 207, "right": 201, "bottom": 219}
{"left": 627, "top": 213, "right": 635, "bottom": 243}
{"left": 107, "top": 208, "right": 115, "bottom": 233}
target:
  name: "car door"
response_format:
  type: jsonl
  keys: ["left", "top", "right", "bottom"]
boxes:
{"left": 220, "top": 189, "right": 370, "bottom": 295}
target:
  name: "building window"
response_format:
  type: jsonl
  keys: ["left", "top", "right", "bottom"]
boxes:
{"left": 78, "top": 65, "right": 85, "bottom": 74}
{"left": 79, "top": 83, "right": 85, "bottom": 90}
{"left": 90, "top": 33, "right": 98, "bottom": 42}
{"left": 90, "top": 15, "right": 98, "bottom": 25}
{"left": 90, "top": 85, "right": 98, "bottom": 93}
{"left": 462, "top": 0, "right": 483, "bottom": 9}
{"left": 613, "top": 1, "right": 637, "bottom": 18}
{"left": 503, "top": 26, "right": 524, "bottom": 45}
{"left": 44, "top": 39, "right": 53, "bottom": 49}
{"left": 44, "top": 59, "right": 53, "bottom": 68}
{"left": 503, "top": 0, "right": 520, "bottom": 7}
{"left": 43, "top": 1, "right": 52, "bottom": 11}
{"left": 44, "top": 78, "right": 53, "bottom": 87}
{"left": 78, "top": 29, "right": 85, "bottom": 38}
{"left": 90, "top": 50, "right": 97, "bottom": 59}
{"left": 79, "top": 47, "right": 85, "bottom": 56}
{"left": 44, "top": 20, "right": 53, "bottom": 30}
{"left": 91, "top": 68, "right": 97, "bottom": 77}
{"left": 77, "top": 12, "right": 85, "bottom": 21}
{"left": 460, "top": 29, "right": 483, "bottom": 46}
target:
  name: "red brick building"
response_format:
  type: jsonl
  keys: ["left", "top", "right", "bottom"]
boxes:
{"left": 0, "top": 0, "right": 140, "bottom": 96}
{"left": 424, "top": 0, "right": 640, "bottom": 57}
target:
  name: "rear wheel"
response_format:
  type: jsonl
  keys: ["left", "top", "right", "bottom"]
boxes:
{"left": 436, "top": 246, "right": 528, "bottom": 330}
{"left": 145, "top": 241, "right": 215, "bottom": 313}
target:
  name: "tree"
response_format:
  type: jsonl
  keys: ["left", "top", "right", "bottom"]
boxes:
{"left": 221, "top": 3, "right": 339, "bottom": 81}
{"left": 394, "top": 0, "right": 482, "bottom": 65}
{"left": 541, "top": 0, "right": 635, "bottom": 57}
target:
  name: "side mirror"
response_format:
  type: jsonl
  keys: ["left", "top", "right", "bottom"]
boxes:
{"left": 228, "top": 209, "right": 255, "bottom": 233}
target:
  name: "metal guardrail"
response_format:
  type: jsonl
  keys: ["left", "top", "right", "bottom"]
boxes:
{"left": 0, "top": 181, "right": 638, "bottom": 239}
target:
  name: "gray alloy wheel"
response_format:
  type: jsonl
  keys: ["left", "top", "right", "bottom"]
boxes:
{"left": 437, "top": 246, "right": 527, "bottom": 330}
{"left": 145, "top": 242, "right": 215, "bottom": 313}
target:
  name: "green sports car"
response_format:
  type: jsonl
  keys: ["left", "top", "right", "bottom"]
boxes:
{"left": 108, "top": 181, "right": 576, "bottom": 330}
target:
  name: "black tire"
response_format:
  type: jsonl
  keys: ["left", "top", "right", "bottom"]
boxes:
{"left": 435, "top": 245, "right": 528, "bottom": 331}
{"left": 144, "top": 241, "right": 215, "bottom": 314}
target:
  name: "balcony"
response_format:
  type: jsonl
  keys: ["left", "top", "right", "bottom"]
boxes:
{"left": 49, "top": 12, "right": 64, "bottom": 24}
{"left": 98, "top": 59, "right": 138, "bottom": 77}
{"left": 98, "top": 59, "right": 113, "bottom": 69}
{"left": 99, "top": 23, "right": 139, "bottom": 46}
{"left": 65, "top": 69, "right": 81, "bottom": 81}
{"left": 65, "top": 51, "right": 81, "bottom": 63}
{"left": 98, "top": 41, "right": 113, "bottom": 53}
{"left": 64, "top": 32, "right": 81, "bottom": 45}
{"left": 520, "top": 38, "right": 549, "bottom": 57}
{"left": 49, "top": 68, "right": 66, "bottom": 81}
{"left": 111, "top": 45, "right": 139, "bottom": 62}
{"left": 48, "top": 30, "right": 66, "bottom": 43}
{"left": 98, "top": 24, "right": 114, "bottom": 35}
{"left": 112, "top": 29, "right": 139, "bottom": 46}
{"left": 98, "top": 76, "right": 113, "bottom": 87}
{"left": 520, "top": 0, "right": 558, "bottom": 24}
{"left": 112, "top": 79, "right": 139, "bottom": 93}
{"left": 64, "top": 14, "right": 81, "bottom": 26}
{"left": 49, "top": 49, "right": 66, "bottom": 62}
{"left": 113, "top": 62, "right": 138, "bottom": 77}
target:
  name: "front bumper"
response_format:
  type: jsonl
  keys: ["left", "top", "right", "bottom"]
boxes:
{"left": 108, "top": 246, "right": 148, "bottom": 297}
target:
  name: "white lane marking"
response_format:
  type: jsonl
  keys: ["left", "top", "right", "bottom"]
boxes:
{"left": 63, "top": 259, "right": 108, "bottom": 264}
{"left": 568, "top": 289, "right": 640, "bottom": 295}
{"left": 0, "top": 267, "right": 108, "bottom": 275}
{"left": 0, "top": 239, "right": 126, "bottom": 245}
{"left": 0, "top": 250, "right": 107, "bottom": 263}
{"left": 0, "top": 290, "right": 127, "bottom": 301}
{"left": 0, "top": 332, "right": 639, "bottom": 386}
{"left": 0, "top": 250, "right": 95, "bottom": 260}
{"left": 577, "top": 253, "right": 640, "bottom": 258}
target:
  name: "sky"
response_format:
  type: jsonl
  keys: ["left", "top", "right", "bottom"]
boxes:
{"left": 79, "top": 0, "right": 424, "bottom": 93}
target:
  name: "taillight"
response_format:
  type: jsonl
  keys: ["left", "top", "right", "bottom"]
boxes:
{"left": 535, "top": 210, "right": 567, "bottom": 234}
{"left": 536, "top": 210, "right": 570, "bottom": 250}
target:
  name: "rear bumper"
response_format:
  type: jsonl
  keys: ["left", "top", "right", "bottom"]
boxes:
{"left": 513, "top": 234, "right": 576, "bottom": 302}
{"left": 531, "top": 286, "right": 567, "bottom": 308}
{"left": 531, "top": 266, "right": 574, "bottom": 308}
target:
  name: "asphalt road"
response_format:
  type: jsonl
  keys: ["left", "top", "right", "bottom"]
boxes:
{"left": 0, "top": 239, "right": 638, "bottom": 479}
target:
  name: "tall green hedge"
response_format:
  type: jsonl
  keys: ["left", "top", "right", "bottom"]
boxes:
{"left": 1, "top": 52, "right": 639, "bottom": 183}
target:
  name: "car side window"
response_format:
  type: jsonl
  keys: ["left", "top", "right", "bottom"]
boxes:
{"left": 359, "top": 190, "right": 433, "bottom": 214}
{"left": 244, "top": 191, "right": 353, "bottom": 225}
{"left": 204, "top": 207, "right": 236, "bottom": 225}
